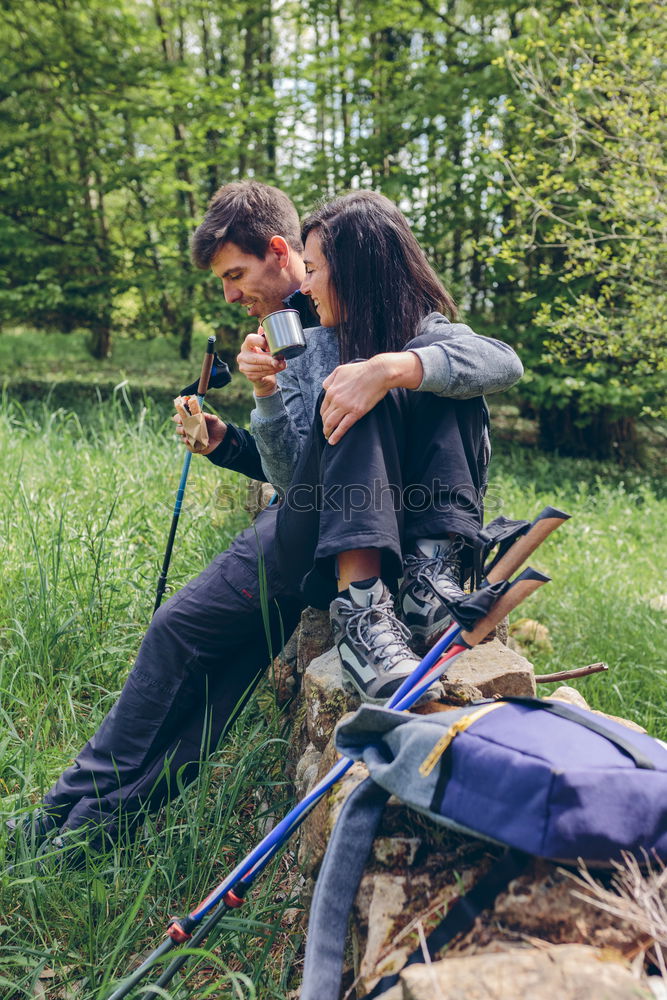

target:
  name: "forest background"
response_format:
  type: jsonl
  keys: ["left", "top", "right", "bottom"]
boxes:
{"left": 1, "top": 0, "right": 665, "bottom": 460}
{"left": 1, "top": 2, "right": 667, "bottom": 996}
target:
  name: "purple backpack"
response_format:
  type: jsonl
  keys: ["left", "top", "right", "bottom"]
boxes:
{"left": 300, "top": 697, "right": 667, "bottom": 1000}
{"left": 336, "top": 696, "right": 667, "bottom": 863}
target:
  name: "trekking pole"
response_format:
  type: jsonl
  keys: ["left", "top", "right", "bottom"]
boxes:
{"left": 386, "top": 504, "right": 570, "bottom": 711}
{"left": 132, "top": 508, "right": 571, "bottom": 995}
{"left": 484, "top": 505, "right": 569, "bottom": 583}
{"left": 106, "top": 550, "right": 556, "bottom": 1000}
{"left": 153, "top": 337, "right": 217, "bottom": 614}
{"left": 137, "top": 567, "right": 550, "bottom": 1000}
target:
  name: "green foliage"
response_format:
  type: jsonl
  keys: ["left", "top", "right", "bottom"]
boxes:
{"left": 489, "top": 445, "right": 667, "bottom": 734}
{"left": 0, "top": 327, "right": 254, "bottom": 424}
{"left": 0, "top": 0, "right": 662, "bottom": 458}
{"left": 0, "top": 0, "right": 536, "bottom": 354}
{"left": 495, "top": 0, "right": 667, "bottom": 441}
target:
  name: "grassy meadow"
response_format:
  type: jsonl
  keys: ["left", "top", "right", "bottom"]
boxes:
{"left": 0, "top": 327, "right": 254, "bottom": 427}
{"left": 0, "top": 380, "right": 665, "bottom": 998}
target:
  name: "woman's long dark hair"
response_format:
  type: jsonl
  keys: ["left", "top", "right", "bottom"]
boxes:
{"left": 301, "top": 191, "right": 457, "bottom": 362}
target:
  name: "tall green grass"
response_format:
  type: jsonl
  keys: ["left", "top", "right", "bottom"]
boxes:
{"left": 0, "top": 396, "right": 299, "bottom": 999}
{"left": 489, "top": 447, "right": 667, "bottom": 734}
{"left": 0, "top": 395, "right": 665, "bottom": 998}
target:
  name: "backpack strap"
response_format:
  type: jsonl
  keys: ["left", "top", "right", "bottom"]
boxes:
{"left": 360, "top": 848, "right": 530, "bottom": 1000}
{"left": 300, "top": 776, "right": 390, "bottom": 1000}
{"left": 500, "top": 697, "right": 656, "bottom": 770}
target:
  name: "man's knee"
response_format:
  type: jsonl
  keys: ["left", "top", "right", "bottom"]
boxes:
{"left": 135, "top": 597, "right": 199, "bottom": 675}
{"left": 147, "top": 597, "right": 181, "bottom": 643}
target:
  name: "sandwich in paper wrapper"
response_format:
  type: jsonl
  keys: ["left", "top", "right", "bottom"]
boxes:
{"left": 173, "top": 395, "right": 209, "bottom": 451}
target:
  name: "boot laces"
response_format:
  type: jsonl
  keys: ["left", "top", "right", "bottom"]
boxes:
{"left": 405, "top": 538, "right": 464, "bottom": 599}
{"left": 341, "top": 596, "right": 415, "bottom": 673}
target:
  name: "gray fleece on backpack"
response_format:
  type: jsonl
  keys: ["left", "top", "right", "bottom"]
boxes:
{"left": 250, "top": 312, "right": 523, "bottom": 493}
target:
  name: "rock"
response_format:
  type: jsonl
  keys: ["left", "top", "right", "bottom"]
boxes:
{"left": 272, "top": 624, "right": 300, "bottom": 705}
{"left": 480, "top": 617, "right": 509, "bottom": 646}
{"left": 509, "top": 617, "right": 553, "bottom": 653}
{"left": 593, "top": 709, "right": 647, "bottom": 734}
{"left": 351, "top": 851, "right": 650, "bottom": 989}
{"left": 494, "top": 615, "right": 509, "bottom": 646}
{"left": 297, "top": 607, "right": 333, "bottom": 675}
{"left": 373, "top": 837, "right": 421, "bottom": 869}
{"left": 485, "top": 860, "right": 647, "bottom": 955}
{"left": 297, "top": 746, "right": 368, "bottom": 874}
{"left": 547, "top": 686, "right": 647, "bottom": 733}
{"left": 294, "top": 743, "right": 323, "bottom": 800}
{"left": 438, "top": 680, "right": 484, "bottom": 704}
{"left": 548, "top": 685, "right": 590, "bottom": 709}
{"left": 359, "top": 874, "right": 410, "bottom": 985}
{"left": 353, "top": 845, "right": 501, "bottom": 995}
{"left": 303, "top": 646, "right": 358, "bottom": 750}
{"left": 395, "top": 943, "right": 650, "bottom": 999}
{"left": 378, "top": 988, "right": 404, "bottom": 1000}
{"left": 245, "top": 479, "right": 275, "bottom": 517}
{"left": 445, "top": 639, "right": 536, "bottom": 698}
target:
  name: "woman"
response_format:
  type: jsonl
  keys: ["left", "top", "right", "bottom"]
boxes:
{"left": 240, "top": 190, "right": 512, "bottom": 702}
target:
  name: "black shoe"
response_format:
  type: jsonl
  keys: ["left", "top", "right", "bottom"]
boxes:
{"left": 33, "top": 831, "right": 90, "bottom": 873}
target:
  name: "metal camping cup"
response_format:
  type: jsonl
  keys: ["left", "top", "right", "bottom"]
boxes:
{"left": 261, "top": 309, "right": 307, "bottom": 360}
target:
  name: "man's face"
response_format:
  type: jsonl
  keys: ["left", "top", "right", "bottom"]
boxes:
{"left": 211, "top": 241, "right": 288, "bottom": 319}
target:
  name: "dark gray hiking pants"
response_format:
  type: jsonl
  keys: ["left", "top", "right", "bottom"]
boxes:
{"left": 43, "top": 507, "right": 303, "bottom": 841}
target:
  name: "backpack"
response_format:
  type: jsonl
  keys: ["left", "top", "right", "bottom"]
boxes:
{"left": 300, "top": 697, "right": 667, "bottom": 1000}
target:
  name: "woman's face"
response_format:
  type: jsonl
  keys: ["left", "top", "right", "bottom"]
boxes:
{"left": 301, "top": 230, "right": 340, "bottom": 327}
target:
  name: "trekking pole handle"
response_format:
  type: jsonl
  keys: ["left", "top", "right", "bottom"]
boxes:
{"left": 460, "top": 568, "right": 550, "bottom": 646}
{"left": 485, "top": 506, "right": 569, "bottom": 585}
{"left": 196, "top": 336, "right": 216, "bottom": 397}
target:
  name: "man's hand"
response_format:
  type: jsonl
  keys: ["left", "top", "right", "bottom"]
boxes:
{"left": 174, "top": 411, "right": 227, "bottom": 455}
{"left": 237, "top": 328, "right": 286, "bottom": 397}
{"left": 321, "top": 352, "right": 423, "bottom": 445}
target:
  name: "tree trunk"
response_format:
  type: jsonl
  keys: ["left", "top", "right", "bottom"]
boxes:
{"left": 90, "top": 318, "right": 112, "bottom": 359}
{"left": 539, "top": 401, "right": 639, "bottom": 462}
{"left": 153, "top": 0, "right": 195, "bottom": 356}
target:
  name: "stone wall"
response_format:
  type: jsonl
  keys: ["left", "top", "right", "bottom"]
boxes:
{"left": 271, "top": 609, "right": 662, "bottom": 1000}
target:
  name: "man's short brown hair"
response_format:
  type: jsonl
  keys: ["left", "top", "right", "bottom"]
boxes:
{"left": 191, "top": 180, "right": 303, "bottom": 268}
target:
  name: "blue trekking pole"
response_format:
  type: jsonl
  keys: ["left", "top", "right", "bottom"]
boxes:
{"left": 153, "top": 337, "right": 230, "bottom": 614}
{"left": 108, "top": 506, "right": 568, "bottom": 999}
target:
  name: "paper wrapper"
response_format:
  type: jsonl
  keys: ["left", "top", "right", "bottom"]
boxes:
{"left": 173, "top": 395, "right": 209, "bottom": 450}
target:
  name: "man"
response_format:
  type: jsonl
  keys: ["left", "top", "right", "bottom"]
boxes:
{"left": 13, "top": 181, "right": 522, "bottom": 854}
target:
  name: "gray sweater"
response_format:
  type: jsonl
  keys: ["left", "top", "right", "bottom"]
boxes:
{"left": 250, "top": 313, "right": 523, "bottom": 493}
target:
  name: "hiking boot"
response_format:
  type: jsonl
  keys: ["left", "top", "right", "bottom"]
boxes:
{"left": 330, "top": 578, "right": 421, "bottom": 704}
{"left": 398, "top": 539, "right": 465, "bottom": 654}
{"left": 5, "top": 809, "right": 77, "bottom": 877}
{"left": 6, "top": 808, "right": 60, "bottom": 856}
{"left": 33, "top": 831, "right": 90, "bottom": 874}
